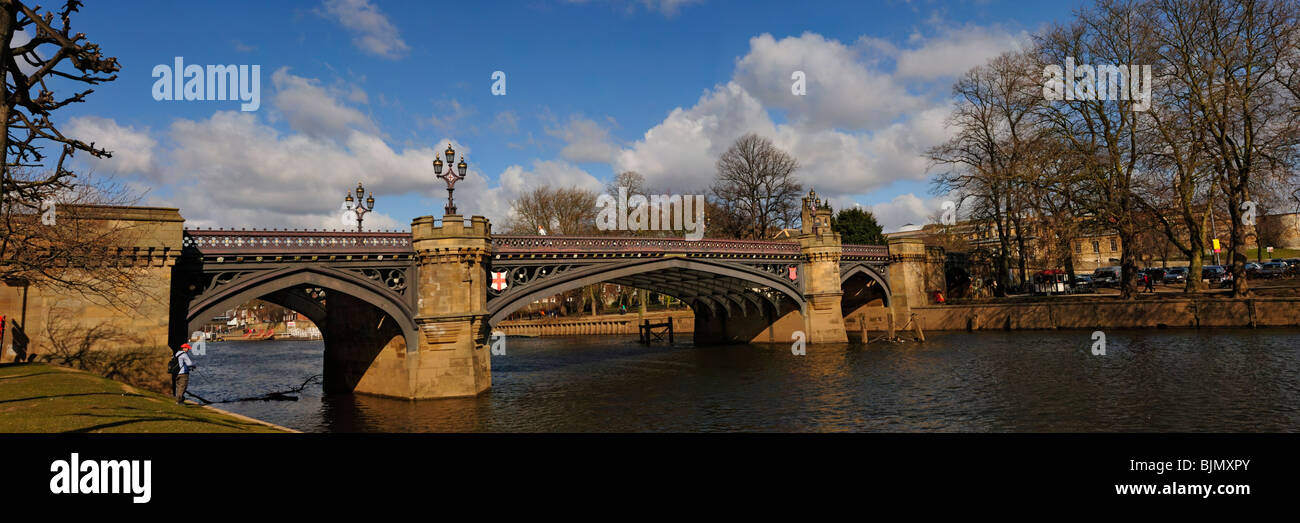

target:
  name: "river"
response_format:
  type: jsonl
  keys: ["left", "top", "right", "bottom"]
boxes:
{"left": 186, "top": 328, "right": 1300, "bottom": 432}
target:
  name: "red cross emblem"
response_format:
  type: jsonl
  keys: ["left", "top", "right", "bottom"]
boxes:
{"left": 788, "top": 266, "right": 798, "bottom": 280}
{"left": 491, "top": 271, "right": 509, "bottom": 292}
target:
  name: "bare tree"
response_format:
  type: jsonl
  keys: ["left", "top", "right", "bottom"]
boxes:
{"left": 1151, "top": 0, "right": 1300, "bottom": 297}
{"left": 505, "top": 186, "right": 599, "bottom": 235}
{"left": 1035, "top": 1, "right": 1160, "bottom": 299}
{"left": 710, "top": 134, "right": 803, "bottom": 240}
{"left": 1, "top": 0, "right": 118, "bottom": 211}
{"left": 0, "top": 2, "right": 153, "bottom": 309}
{"left": 930, "top": 50, "right": 1043, "bottom": 295}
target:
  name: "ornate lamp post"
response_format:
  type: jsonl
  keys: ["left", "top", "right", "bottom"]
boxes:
{"left": 344, "top": 181, "right": 376, "bottom": 232}
{"left": 433, "top": 143, "right": 468, "bottom": 215}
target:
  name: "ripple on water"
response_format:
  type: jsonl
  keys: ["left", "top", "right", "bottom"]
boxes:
{"left": 190, "top": 328, "right": 1300, "bottom": 432}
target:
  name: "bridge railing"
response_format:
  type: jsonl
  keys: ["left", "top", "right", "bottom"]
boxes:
{"left": 182, "top": 229, "right": 889, "bottom": 258}
{"left": 491, "top": 235, "right": 802, "bottom": 256}
{"left": 842, "top": 244, "right": 890, "bottom": 259}
{"left": 183, "top": 229, "right": 413, "bottom": 255}
{"left": 493, "top": 236, "right": 888, "bottom": 258}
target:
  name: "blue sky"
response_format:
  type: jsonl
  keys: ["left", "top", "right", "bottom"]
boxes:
{"left": 58, "top": 0, "right": 1081, "bottom": 232}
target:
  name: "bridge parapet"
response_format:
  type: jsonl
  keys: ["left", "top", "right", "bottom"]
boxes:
{"left": 493, "top": 235, "right": 802, "bottom": 258}
{"left": 183, "top": 229, "right": 412, "bottom": 255}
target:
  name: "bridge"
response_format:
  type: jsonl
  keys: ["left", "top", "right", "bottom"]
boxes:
{"left": 170, "top": 191, "right": 935, "bottom": 399}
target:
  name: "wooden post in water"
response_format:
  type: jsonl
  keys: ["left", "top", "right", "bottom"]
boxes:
{"left": 860, "top": 312, "right": 867, "bottom": 345}
{"left": 886, "top": 311, "right": 895, "bottom": 340}
{"left": 911, "top": 313, "right": 925, "bottom": 342}
{"left": 668, "top": 318, "right": 674, "bottom": 344}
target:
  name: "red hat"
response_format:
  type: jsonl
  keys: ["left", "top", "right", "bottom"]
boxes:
{"left": 180, "top": 343, "right": 192, "bottom": 350}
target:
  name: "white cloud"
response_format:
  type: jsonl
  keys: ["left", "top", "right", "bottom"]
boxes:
{"left": 613, "top": 27, "right": 1022, "bottom": 206}
{"left": 868, "top": 193, "right": 946, "bottom": 233}
{"left": 64, "top": 116, "right": 159, "bottom": 178}
{"left": 163, "top": 111, "right": 442, "bottom": 229}
{"left": 613, "top": 81, "right": 948, "bottom": 197}
{"left": 318, "top": 0, "right": 410, "bottom": 59}
{"left": 890, "top": 24, "right": 1030, "bottom": 80}
{"left": 734, "top": 32, "right": 924, "bottom": 130}
{"left": 547, "top": 116, "right": 619, "bottom": 163}
{"left": 271, "top": 68, "right": 377, "bottom": 139}
{"left": 459, "top": 159, "right": 603, "bottom": 226}
{"left": 614, "top": 82, "right": 773, "bottom": 192}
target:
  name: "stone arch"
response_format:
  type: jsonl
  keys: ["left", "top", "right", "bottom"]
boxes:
{"left": 487, "top": 257, "right": 805, "bottom": 325}
{"left": 186, "top": 265, "right": 419, "bottom": 352}
{"left": 840, "top": 263, "right": 891, "bottom": 307}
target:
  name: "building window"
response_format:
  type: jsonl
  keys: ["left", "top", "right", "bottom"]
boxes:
{"left": 1076, "top": 241, "right": 1082, "bottom": 253}
{"left": 1110, "top": 238, "right": 1118, "bottom": 251}
{"left": 1092, "top": 241, "right": 1100, "bottom": 253}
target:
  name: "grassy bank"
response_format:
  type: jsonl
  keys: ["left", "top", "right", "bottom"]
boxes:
{"left": 0, "top": 363, "right": 288, "bottom": 433}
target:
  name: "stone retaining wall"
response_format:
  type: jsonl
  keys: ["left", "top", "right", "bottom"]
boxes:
{"left": 495, "top": 310, "right": 694, "bottom": 337}
{"left": 908, "top": 297, "right": 1300, "bottom": 331}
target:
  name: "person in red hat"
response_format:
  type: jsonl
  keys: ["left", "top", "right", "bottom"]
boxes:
{"left": 170, "top": 343, "right": 197, "bottom": 405}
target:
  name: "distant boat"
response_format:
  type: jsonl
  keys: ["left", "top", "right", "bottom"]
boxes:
{"left": 228, "top": 328, "right": 276, "bottom": 341}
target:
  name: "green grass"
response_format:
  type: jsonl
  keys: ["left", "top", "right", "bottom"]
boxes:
{"left": 0, "top": 363, "right": 287, "bottom": 433}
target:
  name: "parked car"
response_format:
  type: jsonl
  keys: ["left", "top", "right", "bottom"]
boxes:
{"left": 1092, "top": 266, "right": 1121, "bottom": 287}
{"left": 1144, "top": 267, "right": 1168, "bottom": 283}
{"left": 1259, "top": 262, "right": 1289, "bottom": 278}
{"left": 1071, "top": 274, "right": 1095, "bottom": 293}
{"left": 1245, "top": 262, "right": 1263, "bottom": 278}
{"left": 1202, "top": 265, "right": 1231, "bottom": 287}
{"left": 1163, "top": 266, "right": 1188, "bottom": 284}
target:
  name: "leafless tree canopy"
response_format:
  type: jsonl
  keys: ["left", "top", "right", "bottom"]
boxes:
{"left": 505, "top": 186, "right": 600, "bottom": 235}
{"left": 709, "top": 133, "right": 803, "bottom": 240}
{"left": 1, "top": 0, "right": 118, "bottom": 197}
{"left": 931, "top": 0, "right": 1300, "bottom": 299}
{"left": 0, "top": 1, "right": 150, "bottom": 309}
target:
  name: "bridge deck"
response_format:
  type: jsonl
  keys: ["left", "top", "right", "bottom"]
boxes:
{"left": 182, "top": 229, "right": 889, "bottom": 260}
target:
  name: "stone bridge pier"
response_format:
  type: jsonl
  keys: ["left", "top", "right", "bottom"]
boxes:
{"left": 361, "top": 214, "right": 494, "bottom": 399}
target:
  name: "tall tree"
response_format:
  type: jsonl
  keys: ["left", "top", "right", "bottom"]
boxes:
{"left": 1035, "top": 1, "right": 1159, "bottom": 299}
{"left": 831, "top": 206, "right": 885, "bottom": 245}
{"left": 929, "top": 50, "right": 1042, "bottom": 296}
{"left": 710, "top": 133, "right": 803, "bottom": 239}
{"left": 1150, "top": 0, "right": 1300, "bottom": 297}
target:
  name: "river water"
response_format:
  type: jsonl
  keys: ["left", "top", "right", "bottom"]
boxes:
{"left": 186, "top": 328, "right": 1300, "bottom": 432}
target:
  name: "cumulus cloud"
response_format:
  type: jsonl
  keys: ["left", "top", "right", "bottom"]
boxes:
{"left": 867, "top": 193, "right": 947, "bottom": 233}
{"left": 614, "top": 26, "right": 1022, "bottom": 204}
{"left": 547, "top": 116, "right": 619, "bottom": 163}
{"left": 271, "top": 68, "right": 377, "bottom": 139}
{"left": 458, "top": 159, "right": 603, "bottom": 226}
{"left": 888, "top": 24, "right": 1031, "bottom": 80}
{"left": 64, "top": 116, "right": 159, "bottom": 179}
{"left": 733, "top": 32, "right": 924, "bottom": 130}
{"left": 164, "top": 111, "right": 442, "bottom": 229}
{"left": 318, "top": 0, "right": 410, "bottom": 59}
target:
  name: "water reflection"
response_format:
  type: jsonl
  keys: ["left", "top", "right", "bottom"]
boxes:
{"left": 188, "top": 329, "right": 1300, "bottom": 432}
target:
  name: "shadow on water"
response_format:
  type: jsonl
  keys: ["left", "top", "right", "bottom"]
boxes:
{"left": 191, "top": 329, "right": 1300, "bottom": 432}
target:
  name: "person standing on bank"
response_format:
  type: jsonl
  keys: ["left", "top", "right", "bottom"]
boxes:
{"left": 171, "top": 343, "right": 196, "bottom": 405}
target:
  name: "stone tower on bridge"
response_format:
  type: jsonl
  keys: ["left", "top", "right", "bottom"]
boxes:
{"left": 797, "top": 190, "right": 849, "bottom": 344}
